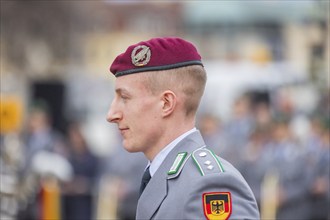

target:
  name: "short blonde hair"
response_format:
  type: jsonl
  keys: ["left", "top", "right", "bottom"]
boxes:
{"left": 141, "top": 65, "right": 207, "bottom": 116}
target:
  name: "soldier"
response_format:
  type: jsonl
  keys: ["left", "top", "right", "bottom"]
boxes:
{"left": 106, "top": 37, "right": 259, "bottom": 219}
{"left": 263, "top": 120, "right": 312, "bottom": 220}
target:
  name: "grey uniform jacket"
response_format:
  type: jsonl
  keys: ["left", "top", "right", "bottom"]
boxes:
{"left": 136, "top": 131, "right": 260, "bottom": 220}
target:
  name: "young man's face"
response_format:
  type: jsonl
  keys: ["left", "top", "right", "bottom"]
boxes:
{"left": 107, "top": 73, "right": 163, "bottom": 155}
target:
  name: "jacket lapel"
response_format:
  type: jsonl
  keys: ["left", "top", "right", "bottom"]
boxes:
{"left": 136, "top": 131, "right": 205, "bottom": 219}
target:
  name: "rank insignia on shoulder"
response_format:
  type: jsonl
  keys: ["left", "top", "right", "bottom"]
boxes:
{"left": 168, "top": 152, "right": 188, "bottom": 175}
{"left": 192, "top": 148, "right": 225, "bottom": 176}
{"left": 203, "top": 192, "right": 232, "bottom": 220}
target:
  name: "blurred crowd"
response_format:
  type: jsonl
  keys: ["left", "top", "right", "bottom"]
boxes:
{"left": 198, "top": 90, "right": 329, "bottom": 220}
{"left": 1, "top": 85, "right": 329, "bottom": 220}
{"left": 9, "top": 102, "right": 100, "bottom": 220}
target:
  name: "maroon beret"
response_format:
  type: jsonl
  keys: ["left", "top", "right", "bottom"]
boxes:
{"left": 110, "top": 37, "right": 203, "bottom": 77}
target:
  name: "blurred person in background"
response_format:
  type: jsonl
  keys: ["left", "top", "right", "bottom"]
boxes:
{"left": 106, "top": 37, "right": 259, "bottom": 219}
{"left": 263, "top": 119, "right": 312, "bottom": 220}
{"left": 18, "top": 100, "right": 67, "bottom": 220}
{"left": 239, "top": 126, "right": 270, "bottom": 209}
{"left": 253, "top": 101, "right": 273, "bottom": 130}
{"left": 273, "top": 89, "right": 295, "bottom": 120}
{"left": 237, "top": 101, "right": 273, "bottom": 210}
{"left": 223, "top": 94, "right": 255, "bottom": 167}
{"left": 61, "top": 121, "right": 100, "bottom": 220}
{"left": 225, "top": 95, "right": 255, "bottom": 146}
{"left": 197, "top": 113, "right": 227, "bottom": 156}
{"left": 22, "top": 100, "right": 66, "bottom": 170}
{"left": 306, "top": 117, "right": 330, "bottom": 220}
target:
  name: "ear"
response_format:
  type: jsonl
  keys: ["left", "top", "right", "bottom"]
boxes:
{"left": 161, "top": 90, "right": 177, "bottom": 117}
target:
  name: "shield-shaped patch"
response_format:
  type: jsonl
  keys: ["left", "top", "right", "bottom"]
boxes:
{"left": 203, "top": 192, "right": 232, "bottom": 220}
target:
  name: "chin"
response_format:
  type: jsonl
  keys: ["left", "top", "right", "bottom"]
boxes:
{"left": 122, "top": 142, "right": 140, "bottom": 153}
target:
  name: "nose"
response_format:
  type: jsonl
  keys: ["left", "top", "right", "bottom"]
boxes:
{"left": 106, "top": 100, "right": 122, "bottom": 123}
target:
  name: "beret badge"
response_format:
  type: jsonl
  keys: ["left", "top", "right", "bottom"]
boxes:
{"left": 131, "top": 45, "right": 151, "bottom": 67}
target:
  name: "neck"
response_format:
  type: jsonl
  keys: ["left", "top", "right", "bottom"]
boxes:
{"left": 145, "top": 117, "right": 195, "bottom": 161}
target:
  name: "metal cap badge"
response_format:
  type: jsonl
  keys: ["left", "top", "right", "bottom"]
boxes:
{"left": 131, "top": 45, "right": 151, "bottom": 67}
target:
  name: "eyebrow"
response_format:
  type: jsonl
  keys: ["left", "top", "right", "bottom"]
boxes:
{"left": 115, "top": 88, "right": 131, "bottom": 96}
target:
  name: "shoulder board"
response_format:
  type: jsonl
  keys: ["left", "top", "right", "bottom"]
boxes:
{"left": 192, "top": 147, "right": 225, "bottom": 176}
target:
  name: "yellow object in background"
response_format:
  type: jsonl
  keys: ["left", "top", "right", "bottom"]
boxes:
{"left": 0, "top": 96, "right": 23, "bottom": 134}
{"left": 96, "top": 176, "right": 119, "bottom": 220}
{"left": 261, "top": 170, "right": 279, "bottom": 219}
{"left": 41, "top": 177, "right": 61, "bottom": 220}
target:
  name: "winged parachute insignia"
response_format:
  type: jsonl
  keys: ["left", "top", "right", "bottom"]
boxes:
{"left": 131, "top": 45, "right": 151, "bottom": 66}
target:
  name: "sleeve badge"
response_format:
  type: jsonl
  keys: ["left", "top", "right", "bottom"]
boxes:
{"left": 203, "top": 192, "right": 232, "bottom": 220}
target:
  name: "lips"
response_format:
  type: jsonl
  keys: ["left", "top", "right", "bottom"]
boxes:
{"left": 119, "top": 127, "right": 129, "bottom": 135}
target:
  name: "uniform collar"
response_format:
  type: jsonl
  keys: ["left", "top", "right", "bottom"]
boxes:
{"left": 148, "top": 128, "right": 197, "bottom": 177}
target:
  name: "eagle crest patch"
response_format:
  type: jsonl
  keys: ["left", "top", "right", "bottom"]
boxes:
{"left": 203, "top": 192, "right": 232, "bottom": 220}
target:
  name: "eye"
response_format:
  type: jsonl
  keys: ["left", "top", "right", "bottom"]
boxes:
{"left": 116, "top": 89, "right": 131, "bottom": 103}
{"left": 120, "top": 94, "right": 130, "bottom": 102}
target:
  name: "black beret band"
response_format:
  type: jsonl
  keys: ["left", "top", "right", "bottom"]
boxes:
{"left": 115, "top": 60, "right": 204, "bottom": 77}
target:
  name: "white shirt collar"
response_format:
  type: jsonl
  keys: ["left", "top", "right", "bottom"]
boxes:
{"left": 148, "top": 128, "right": 197, "bottom": 177}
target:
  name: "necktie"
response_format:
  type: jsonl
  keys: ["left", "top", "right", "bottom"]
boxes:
{"left": 139, "top": 166, "right": 151, "bottom": 196}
